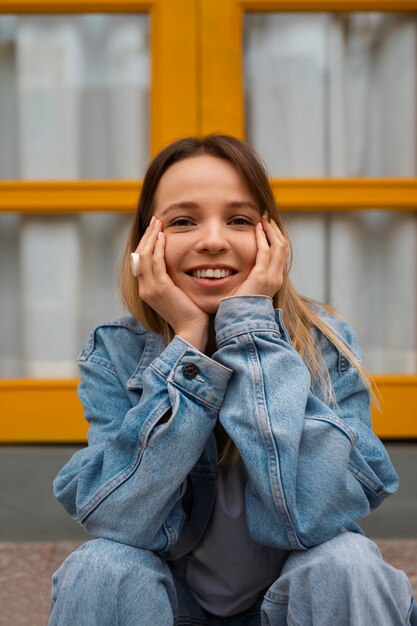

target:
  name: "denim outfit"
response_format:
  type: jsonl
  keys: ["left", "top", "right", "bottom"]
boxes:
{"left": 49, "top": 295, "right": 416, "bottom": 625}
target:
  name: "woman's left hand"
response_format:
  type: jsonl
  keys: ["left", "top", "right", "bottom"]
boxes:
{"left": 234, "top": 216, "right": 289, "bottom": 298}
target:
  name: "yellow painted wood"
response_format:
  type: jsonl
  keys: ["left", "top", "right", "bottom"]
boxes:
{"left": 199, "top": 0, "right": 244, "bottom": 137}
{"left": 371, "top": 376, "right": 417, "bottom": 439}
{"left": 0, "top": 1, "right": 155, "bottom": 12}
{"left": 0, "top": 380, "right": 87, "bottom": 443}
{"left": 151, "top": 0, "right": 198, "bottom": 154}
{"left": 270, "top": 179, "right": 417, "bottom": 211}
{"left": 2, "top": 179, "right": 417, "bottom": 213}
{"left": 0, "top": 181, "right": 141, "bottom": 212}
{"left": 2, "top": 0, "right": 416, "bottom": 12}
{"left": 1, "top": 376, "right": 416, "bottom": 442}
{"left": 240, "top": 0, "right": 417, "bottom": 11}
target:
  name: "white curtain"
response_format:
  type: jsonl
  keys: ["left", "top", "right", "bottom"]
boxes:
{"left": 0, "top": 14, "right": 149, "bottom": 377}
{"left": 245, "top": 12, "right": 417, "bottom": 373}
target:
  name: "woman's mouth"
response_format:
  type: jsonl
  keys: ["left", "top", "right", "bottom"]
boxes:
{"left": 186, "top": 267, "right": 237, "bottom": 287}
{"left": 191, "top": 268, "right": 233, "bottom": 279}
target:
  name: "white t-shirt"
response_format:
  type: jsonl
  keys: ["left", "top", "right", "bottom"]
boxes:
{"left": 172, "top": 459, "right": 288, "bottom": 617}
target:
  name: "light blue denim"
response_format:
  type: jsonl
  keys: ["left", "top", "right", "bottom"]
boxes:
{"left": 49, "top": 295, "right": 416, "bottom": 624}
{"left": 49, "top": 531, "right": 416, "bottom": 625}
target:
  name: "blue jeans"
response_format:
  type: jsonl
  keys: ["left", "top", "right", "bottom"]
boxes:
{"left": 49, "top": 532, "right": 416, "bottom": 625}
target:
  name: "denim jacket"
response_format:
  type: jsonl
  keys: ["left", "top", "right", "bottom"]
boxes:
{"left": 54, "top": 295, "right": 398, "bottom": 558}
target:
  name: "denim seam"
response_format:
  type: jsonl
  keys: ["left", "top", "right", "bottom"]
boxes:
{"left": 263, "top": 591, "right": 289, "bottom": 604}
{"left": 77, "top": 321, "right": 147, "bottom": 361}
{"left": 78, "top": 445, "right": 145, "bottom": 523}
{"left": 127, "top": 329, "right": 151, "bottom": 385}
{"left": 216, "top": 324, "right": 280, "bottom": 348}
{"left": 304, "top": 414, "right": 358, "bottom": 447}
{"left": 79, "top": 354, "right": 119, "bottom": 375}
{"left": 151, "top": 363, "right": 225, "bottom": 411}
{"left": 138, "top": 398, "right": 173, "bottom": 447}
{"left": 347, "top": 462, "right": 387, "bottom": 495}
{"left": 169, "top": 379, "right": 224, "bottom": 410}
{"left": 244, "top": 333, "right": 304, "bottom": 550}
{"left": 175, "top": 618, "right": 210, "bottom": 626}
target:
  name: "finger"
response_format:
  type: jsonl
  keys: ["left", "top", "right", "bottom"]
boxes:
{"left": 270, "top": 219, "right": 287, "bottom": 243}
{"left": 267, "top": 222, "right": 290, "bottom": 283}
{"left": 152, "top": 231, "right": 169, "bottom": 281}
{"left": 137, "top": 218, "right": 162, "bottom": 279}
{"left": 135, "top": 216, "right": 158, "bottom": 254}
{"left": 253, "top": 221, "right": 272, "bottom": 270}
{"left": 261, "top": 216, "right": 281, "bottom": 245}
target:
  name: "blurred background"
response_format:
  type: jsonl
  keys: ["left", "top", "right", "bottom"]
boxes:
{"left": 0, "top": 4, "right": 416, "bottom": 621}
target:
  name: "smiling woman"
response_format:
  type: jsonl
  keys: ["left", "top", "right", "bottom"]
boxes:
{"left": 48, "top": 134, "right": 417, "bottom": 626}
{"left": 151, "top": 155, "right": 262, "bottom": 315}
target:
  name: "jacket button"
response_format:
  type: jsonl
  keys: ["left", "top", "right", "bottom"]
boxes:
{"left": 182, "top": 363, "right": 199, "bottom": 379}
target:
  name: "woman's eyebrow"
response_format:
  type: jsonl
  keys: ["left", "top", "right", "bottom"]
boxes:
{"left": 160, "top": 201, "right": 199, "bottom": 218}
{"left": 160, "top": 200, "right": 258, "bottom": 218}
{"left": 226, "top": 200, "right": 258, "bottom": 212}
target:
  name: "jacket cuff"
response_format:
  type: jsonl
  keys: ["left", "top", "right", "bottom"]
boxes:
{"left": 214, "top": 295, "right": 291, "bottom": 346}
{"left": 150, "top": 335, "right": 233, "bottom": 409}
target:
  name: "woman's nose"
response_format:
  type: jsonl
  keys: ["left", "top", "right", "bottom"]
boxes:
{"left": 195, "top": 223, "right": 230, "bottom": 253}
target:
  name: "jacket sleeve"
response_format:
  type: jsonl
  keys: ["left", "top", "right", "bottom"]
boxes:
{"left": 53, "top": 328, "right": 232, "bottom": 550}
{"left": 212, "top": 295, "right": 399, "bottom": 550}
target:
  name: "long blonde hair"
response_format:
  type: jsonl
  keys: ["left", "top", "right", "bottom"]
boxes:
{"left": 119, "top": 134, "right": 373, "bottom": 462}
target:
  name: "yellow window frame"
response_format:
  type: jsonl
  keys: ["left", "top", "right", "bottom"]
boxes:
{"left": 0, "top": 0, "right": 198, "bottom": 443}
{"left": 199, "top": 0, "right": 417, "bottom": 438}
{"left": 1, "top": 0, "right": 416, "bottom": 442}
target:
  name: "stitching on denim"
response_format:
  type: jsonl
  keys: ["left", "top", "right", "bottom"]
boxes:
{"left": 83, "top": 355, "right": 118, "bottom": 376}
{"left": 175, "top": 617, "right": 209, "bottom": 626}
{"left": 216, "top": 323, "right": 279, "bottom": 348}
{"left": 347, "top": 461, "right": 387, "bottom": 495}
{"left": 138, "top": 398, "right": 173, "bottom": 448}
{"left": 77, "top": 320, "right": 147, "bottom": 362}
{"left": 127, "top": 330, "right": 151, "bottom": 387}
{"left": 244, "top": 333, "right": 304, "bottom": 550}
{"left": 78, "top": 445, "right": 145, "bottom": 523}
{"left": 263, "top": 592, "right": 289, "bottom": 604}
{"left": 168, "top": 380, "right": 223, "bottom": 410}
{"left": 151, "top": 360, "right": 225, "bottom": 410}
{"left": 304, "top": 413, "right": 358, "bottom": 446}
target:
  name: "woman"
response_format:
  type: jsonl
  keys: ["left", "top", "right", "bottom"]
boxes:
{"left": 49, "top": 134, "right": 416, "bottom": 625}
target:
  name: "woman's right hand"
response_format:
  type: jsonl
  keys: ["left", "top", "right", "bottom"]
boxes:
{"left": 134, "top": 217, "right": 210, "bottom": 353}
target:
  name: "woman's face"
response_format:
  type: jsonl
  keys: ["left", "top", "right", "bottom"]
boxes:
{"left": 152, "top": 155, "right": 260, "bottom": 314}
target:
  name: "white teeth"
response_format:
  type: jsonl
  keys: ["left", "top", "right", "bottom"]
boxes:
{"left": 192, "top": 269, "right": 233, "bottom": 279}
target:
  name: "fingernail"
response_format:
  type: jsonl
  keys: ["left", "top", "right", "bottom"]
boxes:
{"left": 262, "top": 212, "right": 269, "bottom": 221}
{"left": 153, "top": 218, "right": 160, "bottom": 229}
{"left": 150, "top": 216, "right": 156, "bottom": 227}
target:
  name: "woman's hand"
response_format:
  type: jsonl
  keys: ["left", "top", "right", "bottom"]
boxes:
{"left": 234, "top": 215, "right": 289, "bottom": 298}
{"left": 134, "top": 217, "right": 210, "bottom": 352}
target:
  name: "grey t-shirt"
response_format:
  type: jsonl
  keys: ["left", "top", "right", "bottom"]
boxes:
{"left": 173, "top": 459, "right": 288, "bottom": 617}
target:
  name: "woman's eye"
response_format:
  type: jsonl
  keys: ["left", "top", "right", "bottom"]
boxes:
{"left": 230, "top": 216, "right": 253, "bottom": 226}
{"left": 170, "top": 218, "right": 193, "bottom": 227}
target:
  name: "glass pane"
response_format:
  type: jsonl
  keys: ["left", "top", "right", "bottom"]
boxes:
{"left": 0, "top": 212, "right": 131, "bottom": 378}
{"left": 285, "top": 210, "right": 416, "bottom": 374}
{"left": 0, "top": 14, "right": 150, "bottom": 180}
{"left": 245, "top": 13, "right": 417, "bottom": 177}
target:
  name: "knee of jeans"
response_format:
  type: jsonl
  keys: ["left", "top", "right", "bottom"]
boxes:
{"left": 53, "top": 538, "right": 171, "bottom": 591}
{"left": 281, "top": 531, "right": 382, "bottom": 583}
